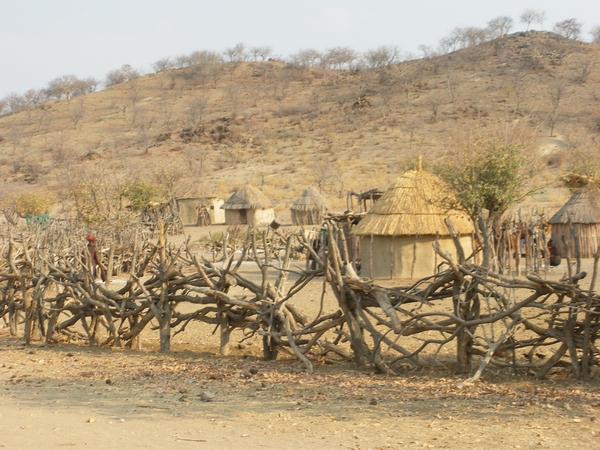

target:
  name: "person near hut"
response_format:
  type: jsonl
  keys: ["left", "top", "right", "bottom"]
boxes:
{"left": 83, "top": 233, "right": 107, "bottom": 281}
{"left": 547, "top": 239, "right": 561, "bottom": 267}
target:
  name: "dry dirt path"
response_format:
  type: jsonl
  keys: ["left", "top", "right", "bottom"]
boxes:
{"left": 2, "top": 335, "right": 600, "bottom": 450}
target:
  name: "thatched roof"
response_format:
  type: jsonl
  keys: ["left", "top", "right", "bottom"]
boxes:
{"left": 291, "top": 186, "right": 330, "bottom": 212}
{"left": 352, "top": 167, "right": 473, "bottom": 236}
{"left": 222, "top": 184, "right": 273, "bottom": 210}
{"left": 549, "top": 182, "right": 600, "bottom": 224}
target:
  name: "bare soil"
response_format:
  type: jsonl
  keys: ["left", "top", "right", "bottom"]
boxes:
{"left": 2, "top": 332, "right": 600, "bottom": 450}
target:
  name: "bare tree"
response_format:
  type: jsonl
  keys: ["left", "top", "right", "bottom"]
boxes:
{"left": 404, "top": 121, "right": 419, "bottom": 149}
{"left": 184, "top": 146, "right": 209, "bottom": 177}
{"left": 418, "top": 45, "right": 436, "bottom": 59}
{"left": 553, "top": 19, "right": 583, "bottom": 40}
{"left": 105, "top": 64, "right": 140, "bottom": 87}
{"left": 321, "top": 46, "right": 357, "bottom": 70}
{"left": 520, "top": 9, "right": 545, "bottom": 31}
{"left": 446, "top": 72, "right": 460, "bottom": 103}
{"left": 153, "top": 57, "right": 173, "bottom": 73}
{"left": 226, "top": 83, "right": 241, "bottom": 118}
{"left": 5, "top": 92, "right": 27, "bottom": 114}
{"left": 535, "top": 10, "right": 547, "bottom": 29}
{"left": 590, "top": 25, "right": 600, "bottom": 44}
{"left": 462, "top": 27, "right": 489, "bottom": 47}
{"left": 188, "top": 50, "right": 223, "bottom": 66}
{"left": 249, "top": 46, "right": 273, "bottom": 61}
{"left": 174, "top": 54, "right": 191, "bottom": 69}
{"left": 487, "top": 16, "right": 514, "bottom": 39}
{"left": 187, "top": 94, "right": 208, "bottom": 126}
{"left": 509, "top": 71, "right": 528, "bottom": 112}
{"left": 186, "top": 52, "right": 224, "bottom": 89}
{"left": 69, "top": 97, "right": 85, "bottom": 130}
{"left": 428, "top": 98, "right": 442, "bottom": 123}
{"left": 573, "top": 56, "right": 596, "bottom": 84}
{"left": 362, "top": 46, "right": 400, "bottom": 69}
{"left": 224, "top": 43, "right": 247, "bottom": 62}
{"left": 309, "top": 159, "right": 333, "bottom": 193}
{"left": 46, "top": 74, "right": 79, "bottom": 101}
{"left": 548, "top": 82, "right": 569, "bottom": 136}
{"left": 289, "top": 49, "right": 321, "bottom": 69}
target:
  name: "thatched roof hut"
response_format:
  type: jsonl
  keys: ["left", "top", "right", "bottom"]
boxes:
{"left": 352, "top": 162, "right": 473, "bottom": 279}
{"left": 221, "top": 184, "right": 275, "bottom": 226}
{"left": 549, "top": 182, "right": 600, "bottom": 258}
{"left": 290, "top": 186, "right": 330, "bottom": 226}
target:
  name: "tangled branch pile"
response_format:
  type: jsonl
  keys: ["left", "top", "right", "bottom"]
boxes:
{"left": 1, "top": 219, "right": 599, "bottom": 381}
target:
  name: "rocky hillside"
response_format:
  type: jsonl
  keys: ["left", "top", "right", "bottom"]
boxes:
{"left": 0, "top": 31, "right": 598, "bottom": 219}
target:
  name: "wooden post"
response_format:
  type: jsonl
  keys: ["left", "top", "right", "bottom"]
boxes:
{"left": 157, "top": 220, "right": 171, "bottom": 352}
{"left": 582, "top": 247, "right": 600, "bottom": 380}
{"left": 106, "top": 244, "right": 115, "bottom": 286}
{"left": 411, "top": 233, "right": 418, "bottom": 279}
{"left": 389, "top": 234, "right": 395, "bottom": 279}
{"left": 369, "top": 234, "right": 374, "bottom": 279}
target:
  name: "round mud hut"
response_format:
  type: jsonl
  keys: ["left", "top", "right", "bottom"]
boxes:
{"left": 352, "top": 163, "right": 474, "bottom": 280}
{"left": 290, "top": 186, "right": 330, "bottom": 226}
{"left": 221, "top": 184, "right": 275, "bottom": 226}
{"left": 549, "top": 182, "right": 600, "bottom": 258}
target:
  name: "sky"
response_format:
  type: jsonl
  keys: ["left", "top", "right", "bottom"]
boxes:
{"left": 0, "top": 0, "right": 598, "bottom": 99}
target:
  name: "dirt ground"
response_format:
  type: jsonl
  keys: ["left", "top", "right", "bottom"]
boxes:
{"left": 2, "top": 336, "right": 600, "bottom": 450}
{"left": 2, "top": 227, "right": 600, "bottom": 449}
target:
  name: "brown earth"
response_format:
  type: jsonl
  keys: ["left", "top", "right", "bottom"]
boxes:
{"left": 2, "top": 330, "right": 600, "bottom": 450}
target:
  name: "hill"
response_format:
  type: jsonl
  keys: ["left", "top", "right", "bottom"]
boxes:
{"left": 0, "top": 31, "right": 598, "bottom": 221}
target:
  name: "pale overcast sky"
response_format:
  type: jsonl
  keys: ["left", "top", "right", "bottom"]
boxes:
{"left": 0, "top": 0, "right": 598, "bottom": 98}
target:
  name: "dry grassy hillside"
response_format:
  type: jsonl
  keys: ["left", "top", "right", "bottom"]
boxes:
{"left": 0, "top": 31, "right": 598, "bottom": 220}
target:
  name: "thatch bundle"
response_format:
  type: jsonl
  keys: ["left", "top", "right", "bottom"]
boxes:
{"left": 291, "top": 186, "right": 330, "bottom": 226}
{"left": 352, "top": 168, "right": 473, "bottom": 237}
{"left": 222, "top": 184, "right": 273, "bottom": 210}
{"left": 549, "top": 182, "right": 600, "bottom": 258}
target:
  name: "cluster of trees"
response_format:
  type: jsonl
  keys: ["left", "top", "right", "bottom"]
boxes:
{"left": 0, "top": 75, "right": 99, "bottom": 116}
{"left": 434, "top": 10, "right": 598, "bottom": 55}
{"left": 1, "top": 9, "right": 599, "bottom": 119}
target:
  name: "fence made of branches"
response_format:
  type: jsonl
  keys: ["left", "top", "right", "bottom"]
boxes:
{"left": 1, "top": 218, "right": 599, "bottom": 381}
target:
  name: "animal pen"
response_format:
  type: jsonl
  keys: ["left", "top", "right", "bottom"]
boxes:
{"left": 1, "top": 217, "right": 600, "bottom": 381}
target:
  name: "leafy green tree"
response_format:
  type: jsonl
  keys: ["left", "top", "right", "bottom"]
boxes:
{"left": 435, "top": 124, "right": 538, "bottom": 267}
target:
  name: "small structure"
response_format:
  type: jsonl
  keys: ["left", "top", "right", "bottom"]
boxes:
{"left": 221, "top": 184, "right": 275, "bottom": 226}
{"left": 290, "top": 186, "right": 330, "bottom": 226}
{"left": 352, "top": 160, "right": 473, "bottom": 279}
{"left": 347, "top": 188, "right": 384, "bottom": 213}
{"left": 549, "top": 182, "right": 600, "bottom": 258}
{"left": 176, "top": 197, "right": 225, "bottom": 226}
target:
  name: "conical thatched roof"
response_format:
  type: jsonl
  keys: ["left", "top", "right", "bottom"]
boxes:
{"left": 352, "top": 167, "right": 473, "bottom": 236}
{"left": 222, "top": 184, "right": 273, "bottom": 210}
{"left": 549, "top": 182, "right": 600, "bottom": 224}
{"left": 291, "top": 186, "right": 330, "bottom": 212}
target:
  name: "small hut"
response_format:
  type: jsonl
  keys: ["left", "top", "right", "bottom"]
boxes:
{"left": 176, "top": 197, "right": 225, "bottom": 226}
{"left": 549, "top": 182, "right": 600, "bottom": 258}
{"left": 290, "top": 186, "right": 330, "bottom": 226}
{"left": 352, "top": 161, "right": 473, "bottom": 279}
{"left": 221, "top": 184, "right": 275, "bottom": 226}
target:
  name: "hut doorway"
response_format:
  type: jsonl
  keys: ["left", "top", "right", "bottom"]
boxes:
{"left": 240, "top": 209, "right": 247, "bottom": 224}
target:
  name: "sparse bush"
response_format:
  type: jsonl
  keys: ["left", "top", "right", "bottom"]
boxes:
{"left": 123, "top": 178, "right": 163, "bottom": 211}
